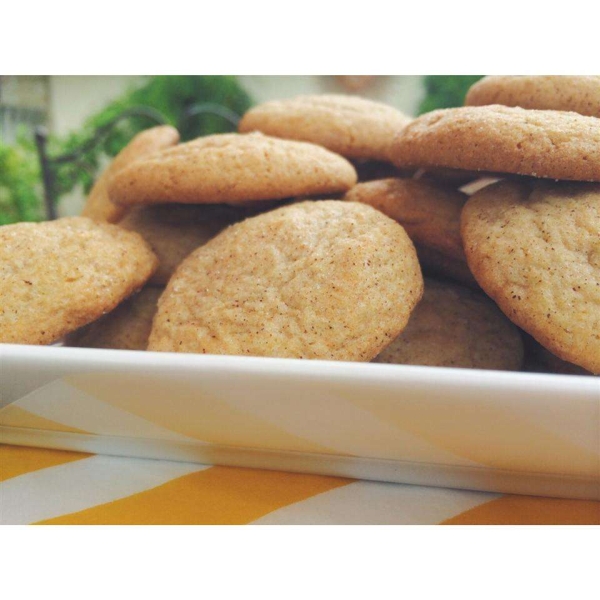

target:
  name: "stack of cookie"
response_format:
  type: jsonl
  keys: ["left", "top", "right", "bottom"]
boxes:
{"left": 1, "top": 79, "right": 598, "bottom": 376}
{"left": 354, "top": 76, "right": 600, "bottom": 374}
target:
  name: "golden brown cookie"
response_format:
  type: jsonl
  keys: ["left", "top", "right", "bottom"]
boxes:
{"left": 391, "top": 105, "right": 600, "bottom": 182}
{"left": 81, "top": 125, "right": 180, "bottom": 223}
{"left": 108, "top": 132, "right": 357, "bottom": 207}
{"left": 66, "top": 286, "right": 162, "bottom": 351}
{"left": 0, "top": 217, "right": 158, "bottom": 345}
{"left": 148, "top": 200, "right": 424, "bottom": 360}
{"left": 344, "top": 178, "right": 477, "bottom": 286}
{"left": 374, "top": 279, "right": 524, "bottom": 370}
{"left": 118, "top": 204, "right": 236, "bottom": 285}
{"left": 239, "top": 94, "right": 411, "bottom": 162}
{"left": 465, "top": 76, "right": 600, "bottom": 118}
{"left": 461, "top": 180, "right": 600, "bottom": 374}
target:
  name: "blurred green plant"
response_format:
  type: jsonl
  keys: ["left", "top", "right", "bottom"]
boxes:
{"left": 1, "top": 76, "right": 253, "bottom": 225}
{"left": 0, "top": 134, "right": 44, "bottom": 225}
{"left": 419, "top": 75, "right": 483, "bottom": 114}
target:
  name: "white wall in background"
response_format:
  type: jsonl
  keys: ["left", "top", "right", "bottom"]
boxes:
{"left": 48, "top": 76, "right": 143, "bottom": 135}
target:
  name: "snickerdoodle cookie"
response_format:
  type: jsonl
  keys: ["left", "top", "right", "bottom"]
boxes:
{"left": 148, "top": 200, "right": 423, "bottom": 360}
{"left": 66, "top": 286, "right": 162, "bottom": 351}
{"left": 81, "top": 125, "right": 180, "bottom": 223}
{"left": 391, "top": 105, "right": 600, "bottom": 182}
{"left": 108, "top": 132, "right": 357, "bottom": 207}
{"left": 344, "top": 178, "right": 477, "bottom": 286}
{"left": 465, "top": 76, "right": 600, "bottom": 118}
{"left": 118, "top": 204, "right": 236, "bottom": 285}
{"left": 239, "top": 94, "right": 411, "bottom": 162}
{"left": 374, "top": 279, "right": 523, "bottom": 370}
{"left": 461, "top": 180, "right": 600, "bottom": 374}
{"left": 0, "top": 217, "right": 157, "bottom": 345}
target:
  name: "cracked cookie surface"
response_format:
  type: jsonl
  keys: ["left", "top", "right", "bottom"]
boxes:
{"left": 239, "top": 94, "right": 411, "bottom": 162}
{"left": 0, "top": 217, "right": 158, "bottom": 345}
{"left": 344, "top": 178, "right": 477, "bottom": 286}
{"left": 391, "top": 105, "right": 600, "bottom": 181}
{"left": 461, "top": 180, "right": 600, "bottom": 373}
{"left": 465, "top": 76, "right": 600, "bottom": 118}
{"left": 148, "top": 200, "right": 423, "bottom": 360}
{"left": 108, "top": 132, "right": 357, "bottom": 206}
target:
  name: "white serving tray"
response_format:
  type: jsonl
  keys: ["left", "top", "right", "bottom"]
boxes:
{"left": 1, "top": 344, "right": 599, "bottom": 500}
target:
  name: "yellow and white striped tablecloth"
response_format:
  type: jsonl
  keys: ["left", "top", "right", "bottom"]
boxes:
{"left": 1, "top": 444, "right": 599, "bottom": 525}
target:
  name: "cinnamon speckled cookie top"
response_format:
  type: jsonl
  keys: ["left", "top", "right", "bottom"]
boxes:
{"left": 148, "top": 200, "right": 423, "bottom": 361}
{"left": 345, "top": 178, "right": 468, "bottom": 262}
{"left": 81, "top": 125, "right": 180, "bottom": 223}
{"left": 461, "top": 180, "right": 600, "bottom": 374}
{"left": 344, "top": 178, "right": 477, "bottom": 287}
{"left": 0, "top": 217, "right": 158, "bottom": 345}
{"left": 465, "top": 76, "right": 600, "bottom": 118}
{"left": 108, "top": 132, "right": 357, "bottom": 206}
{"left": 391, "top": 105, "right": 600, "bottom": 182}
{"left": 239, "top": 94, "right": 411, "bottom": 162}
{"left": 374, "top": 279, "right": 523, "bottom": 370}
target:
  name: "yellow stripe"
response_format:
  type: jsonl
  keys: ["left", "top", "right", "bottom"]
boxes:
{"left": 37, "top": 466, "right": 353, "bottom": 525}
{"left": 0, "top": 405, "right": 89, "bottom": 434}
{"left": 442, "top": 495, "right": 600, "bottom": 525}
{"left": 0, "top": 444, "right": 92, "bottom": 482}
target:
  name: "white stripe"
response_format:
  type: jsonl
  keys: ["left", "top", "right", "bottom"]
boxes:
{"left": 0, "top": 455, "right": 206, "bottom": 524}
{"left": 253, "top": 480, "right": 500, "bottom": 525}
{"left": 5, "top": 380, "right": 194, "bottom": 442}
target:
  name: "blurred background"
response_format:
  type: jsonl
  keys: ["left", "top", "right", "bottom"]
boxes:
{"left": 0, "top": 75, "right": 481, "bottom": 224}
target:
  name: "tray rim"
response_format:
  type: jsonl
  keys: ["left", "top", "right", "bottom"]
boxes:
{"left": 2, "top": 343, "right": 599, "bottom": 501}
{"left": 2, "top": 343, "right": 599, "bottom": 392}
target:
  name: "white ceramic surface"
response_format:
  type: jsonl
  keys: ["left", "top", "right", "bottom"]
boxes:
{"left": 1, "top": 344, "right": 599, "bottom": 499}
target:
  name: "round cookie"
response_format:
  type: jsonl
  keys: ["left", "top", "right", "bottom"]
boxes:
{"left": 391, "top": 105, "right": 600, "bottom": 182}
{"left": 118, "top": 204, "right": 236, "bottom": 285}
{"left": 461, "top": 180, "right": 600, "bottom": 374}
{"left": 344, "top": 178, "right": 477, "bottom": 286}
{"left": 108, "top": 132, "right": 357, "bottom": 207}
{"left": 81, "top": 125, "right": 180, "bottom": 223}
{"left": 0, "top": 217, "right": 158, "bottom": 345}
{"left": 148, "top": 200, "right": 424, "bottom": 361}
{"left": 465, "top": 76, "right": 600, "bottom": 118}
{"left": 66, "top": 286, "right": 162, "bottom": 351}
{"left": 238, "top": 94, "right": 411, "bottom": 162}
{"left": 374, "top": 279, "right": 524, "bottom": 370}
